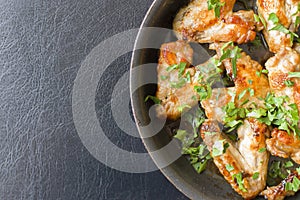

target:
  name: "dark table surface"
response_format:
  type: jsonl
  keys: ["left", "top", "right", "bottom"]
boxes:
{"left": 0, "top": 0, "right": 188, "bottom": 199}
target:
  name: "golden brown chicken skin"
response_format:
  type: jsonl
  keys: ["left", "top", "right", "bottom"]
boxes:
{"left": 261, "top": 171, "right": 300, "bottom": 200}
{"left": 257, "top": 0, "right": 300, "bottom": 53}
{"left": 155, "top": 40, "right": 196, "bottom": 120}
{"left": 174, "top": 0, "right": 262, "bottom": 44}
{"left": 266, "top": 129, "right": 300, "bottom": 164}
{"left": 210, "top": 43, "right": 270, "bottom": 108}
{"left": 265, "top": 47, "right": 300, "bottom": 111}
{"left": 201, "top": 119, "right": 269, "bottom": 199}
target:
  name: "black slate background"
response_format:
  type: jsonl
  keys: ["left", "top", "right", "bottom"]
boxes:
{"left": 0, "top": 0, "right": 188, "bottom": 199}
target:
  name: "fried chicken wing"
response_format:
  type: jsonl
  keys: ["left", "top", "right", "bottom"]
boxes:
{"left": 261, "top": 171, "right": 300, "bottom": 200}
{"left": 155, "top": 40, "right": 196, "bottom": 120}
{"left": 266, "top": 128, "right": 300, "bottom": 164}
{"left": 257, "top": 0, "right": 300, "bottom": 53}
{"left": 201, "top": 119, "right": 269, "bottom": 199}
{"left": 264, "top": 47, "right": 300, "bottom": 164}
{"left": 265, "top": 47, "right": 300, "bottom": 111}
{"left": 210, "top": 43, "right": 270, "bottom": 107}
{"left": 173, "top": 0, "right": 261, "bottom": 44}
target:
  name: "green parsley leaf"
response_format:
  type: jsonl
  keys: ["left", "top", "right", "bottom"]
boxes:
{"left": 194, "top": 84, "right": 212, "bottom": 101}
{"left": 258, "top": 147, "right": 266, "bottom": 153}
{"left": 226, "top": 164, "right": 234, "bottom": 172}
{"left": 268, "top": 13, "right": 279, "bottom": 23}
{"left": 144, "top": 95, "right": 161, "bottom": 104}
{"left": 254, "top": 14, "right": 260, "bottom": 23}
{"left": 295, "top": 16, "right": 300, "bottom": 28}
{"left": 177, "top": 104, "right": 191, "bottom": 112}
{"left": 285, "top": 176, "right": 300, "bottom": 192}
{"left": 284, "top": 80, "right": 294, "bottom": 87}
{"left": 288, "top": 72, "right": 300, "bottom": 78}
{"left": 284, "top": 161, "right": 294, "bottom": 168}
{"left": 252, "top": 172, "right": 260, "bottom": 180}
{"left": 207, "top": 0, "right": 225, "bottom": 18}
{"left": 247, "top": 108, "right": 267, "bottom": 118}
{"left": 174, "top": 130, "right": 188, "bottom": 143}
{"left": 232, "top": 172, "right": 247, "bottom": 192}
{"left": 212, "top": 140, "right": 229, "bottom": 157}
{"left": 238, "top": 89, "right": 248, "bottom": 100}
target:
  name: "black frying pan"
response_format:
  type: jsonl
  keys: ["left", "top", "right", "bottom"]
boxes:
{"left": 130, "top": 0, "right": 299, "bottom": 199}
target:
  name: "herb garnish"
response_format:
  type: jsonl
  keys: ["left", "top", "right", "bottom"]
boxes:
{"left": 174, "top": 107, "right": 210, "bottom": 174}
{"left": 222, "top": 93, "right": 300, "bottom": 135}
{"left": 284, "top": 80, "right": 295, "bottom": 87}
{"left": 252, "top": 172, "right": 260, "bottom": 180}
{"left": 268, "top": 13, "right": 299, "bottom": 44}
{"left": 226, "top": 164, "right": 234, "bottom": 172}
{"left": 207, "top": 0, "right": 225, "bottom": 18}
{"left": 254, "top": 13, "right": 267, "bottom": 28}
{"left": 232, "top": 172, "right": 247, "bottom": 192}
{"left": 285, "top": 176, "right": 300, "bottom": 192}
{"left": 144, "top": 95, "right": 161, "bottom": 104}
{"left": 212, "top": 140, "right": 230, "bottom": 157}
{"left": 288, "top": 72, "right": 300, "bottom": 78}
{"left": 219, "top": 42, "right": 242, "bottom": 79}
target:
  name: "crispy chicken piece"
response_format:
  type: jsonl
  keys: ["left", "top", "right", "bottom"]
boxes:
{"left": 261, "top": 171, "right": 300, "bottom": 200}
{"left": 265, "top": 47, "right": 300, "bottom": 164}
{"left": 201, "top": 87, "right": 234, "bottom": 122}
{"left": 173, "top": 0, "right": 261, "bottom": 44}
{"left": 265, "top": 47, "right": 300, "bottom": 111}
{"left": 210, "top": 43, "right": 270, "bottom": 108}
{"left": 257, "top": 0, "right": 300, "bottom": 53}
{"left": 155, "top": 40, "right": 196, "bottom": 120}
{"left": 266, "top": 128, "right": 300, "bottom": 164}
{"left": 201, "top": 119, "right": 269, "bottom": 199}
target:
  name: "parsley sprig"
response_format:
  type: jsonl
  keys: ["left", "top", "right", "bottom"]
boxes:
{"left": 222, "top": 93, "right": 300, "bottom": 135}
{"left": 207, "top": 0, "right": 225, "bottom": 18}
{"left": 218, "top": 42, "right": 242, "bottom": 79}
{"left": 174, "top": 107, "right": 211, "bottom": 174}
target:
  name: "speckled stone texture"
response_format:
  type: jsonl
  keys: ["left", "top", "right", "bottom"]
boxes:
{"left": 0, "top": 0, "right": 187, "bottom": 199}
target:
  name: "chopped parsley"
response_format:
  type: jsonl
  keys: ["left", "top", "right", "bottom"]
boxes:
{"left": 177, "top": 104, "right": 192, "bottom": 112}
{"left": 288, "top": 72, "right": 300, "bottom": 78}
{"left": 207, "top": 0, "right": 225, "bottom": 18}
{"left": 268, "top": 13, "right": 299, "bottom": 44}
{"left": 285, "top": 176, "right": 300, "bottom": 192}
{"left": 194, "top": 85, "right": 212, "bottom": 101}
{"left": 254, "top": 13, "right": 267, "bottom": 28}
{"left": 285, "top": 161, "right": 294, "bottom": 168}
{"left": 258, "top": 147, "right": 266, "bottom": 153}
{"left": 252, "top": 172, "right": 260, "bottom": 180}
{"left": 226, "top": 164, "right": 234, "bottom": 172}
{"left": 212, "top": 140, "right": 230, "bottom": 157}
{"left": 174, "top": 107, "right": 210, "bottom": 174}
{"left": 232, "top": 172, "right": 247, "bottom": 192}
{"left": 238, "top": 88, "right": 255, "bottom": 100}
{"left": 219, "top": 42, "right": 242, "bottom": 79}
{"left": 284, "top": 80, "right": 295, "bottom": 87}
{"left": 144, "top": 95, "right": 161, "bottom": 104}
{"left": 222, "top": 102, "right": 246, "bottom": 132}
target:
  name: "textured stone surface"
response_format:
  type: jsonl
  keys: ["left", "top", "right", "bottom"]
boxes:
{"left": 0, "top": 0, "right": 187, "bottom": 199}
